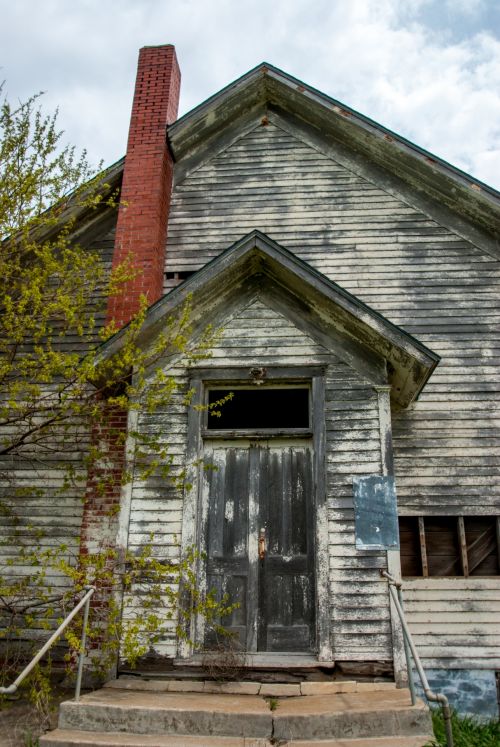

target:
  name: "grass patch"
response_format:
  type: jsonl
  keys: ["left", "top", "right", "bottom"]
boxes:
{"left": 429, "top": 708, "right": 500, "bottom": 747}
{"left": 267, "top": 697, "right": 279, "bottom": 711}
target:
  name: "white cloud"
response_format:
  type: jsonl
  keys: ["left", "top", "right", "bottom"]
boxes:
{"left": 1, "top": 0, "right": 499, "bottom": 189}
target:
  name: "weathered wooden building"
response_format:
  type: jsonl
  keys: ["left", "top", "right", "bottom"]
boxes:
{"left": 3, "top": 44, "right": 500, "bottom": 719}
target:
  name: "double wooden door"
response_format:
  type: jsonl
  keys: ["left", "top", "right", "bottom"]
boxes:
{"left": 203, "top": 440, "right": 315, "bottom": 652}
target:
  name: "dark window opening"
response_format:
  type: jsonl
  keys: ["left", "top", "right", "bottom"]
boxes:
{"left": 165, "top": 271, "right": 195, "bottom": 281}
{"left": 464, "top": 517, "right": 499, "bottom": 576}
{"left": 426, "top": 517, "right": 462, "bottom": 576}
{"left": 399, "top": 517, "right": 422, "bottom": 577}
{"left": 399, "top": 515, "right": 500, "bottom": 578}
{"left": 207, "top": 388, "right": 310, "bottom": 430}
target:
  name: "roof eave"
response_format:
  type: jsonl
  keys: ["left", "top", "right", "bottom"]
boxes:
{"left": 167, "top": 65, "right": 500, "bottom": 243}
{"left": 100, "top": 231, "right": 440, "bottom": 408}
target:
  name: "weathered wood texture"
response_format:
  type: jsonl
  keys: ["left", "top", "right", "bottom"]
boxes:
{"left": 0, "top": 219, "right": 117, "bottom": 649}
{"left": 166, "top": 120, "right": 500, "bottom": 515}
{"left": 399, "top": 516, "right": 500, "bottom": 668}
{"left": 163, "top": 118, "right": 499, "bottom": 666}
{"left": 403, "top": 577, "right": 500, "bottom": 669}
{"left": 45, "top": 216, "right": 117, "bottom": 353}
{"left": 203, "top": 442, "right": 316, "bottom": 653}
{"left": 123, "top": 298, "right": 391, "bottom": 660}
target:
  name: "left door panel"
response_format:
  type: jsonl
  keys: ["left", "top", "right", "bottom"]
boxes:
{"left": 204, "top": 447, "right": 251, "bottom": 647}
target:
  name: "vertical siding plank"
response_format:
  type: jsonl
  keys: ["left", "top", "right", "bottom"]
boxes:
{"left": 497, "top": 518, "right": 500, "bottom": 570}
{"left": 419, "top": 517, "right": 429, "bottom": 578}
{"left": 457, "top": 516, "right": 469, "bottom": 577}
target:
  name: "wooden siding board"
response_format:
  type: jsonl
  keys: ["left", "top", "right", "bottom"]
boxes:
{"left": 325, "top": 362, "right": 391, "bottom": 659}
{"left": 163, "top": 119, "right": 500, "bottom": 668}
{"left": 0, "top": 217, "right": 117, "bottom": 651}
{"left": 403, "top": 578, "right": 500, "bottom": 667}
{"left": 123, "top": 297, "right": 393, "bottom": 661}
{"left": 122, "top": 299, "right": 331, "bottom": 656}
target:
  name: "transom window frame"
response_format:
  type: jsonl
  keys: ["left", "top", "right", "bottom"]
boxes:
{"left": 204, "top": 382, "right": 312, "bottom": 438}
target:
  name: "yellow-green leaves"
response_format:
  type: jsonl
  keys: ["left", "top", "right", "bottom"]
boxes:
{"left": 0, "top": 85, "right": 230, "bottom": 714}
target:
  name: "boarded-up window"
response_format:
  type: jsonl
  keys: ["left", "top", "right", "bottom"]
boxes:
{"left": 465, "top": 517, "right": 499, "bottom": 576}
{"left": 399, "top": 516, "right": 500, "bottom": 578}
{"left": 399, "top": 517, "right": 422, "bottom": 577}
{"left": 425, "top": 517, "right": 461, "bottom": 576}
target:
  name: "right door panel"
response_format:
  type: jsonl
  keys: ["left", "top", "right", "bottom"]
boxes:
{"left": 204, "top": 442, "right": 315, "bottom": 653}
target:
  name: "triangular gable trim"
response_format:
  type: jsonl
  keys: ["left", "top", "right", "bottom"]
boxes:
{"left": 168, "top": 64, "right": 500, "bottom": 251}
{"left": 101, "top": 230, "right": 440, "bottom": 408}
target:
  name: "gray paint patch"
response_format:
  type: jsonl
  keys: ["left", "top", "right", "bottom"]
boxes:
{"left": 353, "top": 475, "right": 399, "bottom": 550}
{"left": 414, "top": 668, "right": 499, "bottom": 720}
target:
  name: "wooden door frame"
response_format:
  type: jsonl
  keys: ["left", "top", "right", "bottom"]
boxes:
{"left": 178, "top": 366, "right": 332, "bottom": 663}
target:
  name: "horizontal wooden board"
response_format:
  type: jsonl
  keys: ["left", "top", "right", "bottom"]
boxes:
{"left": 166, "top": 119, "right": 499, "bottom": 525}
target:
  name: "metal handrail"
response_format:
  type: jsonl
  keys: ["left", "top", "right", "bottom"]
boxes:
{"left": 381, "top": 570, "right": 453, "bottom": 747}
{"left": 0, "top": 585, "right": 95, "bottom": 702}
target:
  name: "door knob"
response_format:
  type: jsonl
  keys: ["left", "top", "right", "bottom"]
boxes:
{"left": 259, "top": 527, "right": 266, "bottom": 560}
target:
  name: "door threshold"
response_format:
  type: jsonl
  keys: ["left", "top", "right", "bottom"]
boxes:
{"left": 175, "top": 653, "right": 335, "bottom": 670}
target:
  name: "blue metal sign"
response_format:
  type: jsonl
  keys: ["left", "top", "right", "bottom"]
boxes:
{"left": 353, "top": 475, "right": 399, "bottom": 550}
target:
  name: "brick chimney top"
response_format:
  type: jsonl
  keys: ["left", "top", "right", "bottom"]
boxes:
{"left": 107, "top": 44, "right": 181, "bottom": 329}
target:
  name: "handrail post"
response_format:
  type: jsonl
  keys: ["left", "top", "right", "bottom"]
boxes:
{"left": 396, "top": 584, "right": 417, "bottom": 706}
{"left": 442, "top": 700, "right": 454, "bottom": 747}
{"left": 0, "top": 586, "right": 95, "bottom": 698}
{"left": 381, "top": 570, "right": 416, "bottom": 702}
{"left": 381, "top": 570, "right": 453, "bottom": 747}
{"left": 75, "top": 586, "right": 92, "bottom": 702}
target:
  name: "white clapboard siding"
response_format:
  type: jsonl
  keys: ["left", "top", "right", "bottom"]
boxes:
{"left": 0, "top": 433, "right": 87, "bottom": 650}
{"left": 404, "top": 578, "right": 500, "bottom": 669}
{"left": 161, "top": 117, "right": 500, "bottom": 668}
{"left": 0, "top": 221, "right": 117, "bottom": 651}
{"left": 166, "top": 120, "right": 500, "bottom": 518}
{"left": 121, "top": 363, "right": 190, "bottom": 658}
{"left": 325, "top": 365, "right": 391, "bottom": 659}
{"left": 124, "top": 297, "right": 392, "bottom": 659}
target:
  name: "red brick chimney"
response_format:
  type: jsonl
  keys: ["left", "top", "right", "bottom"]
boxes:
{"left": 107, "top": 44, "right": 181, "bottom": 328}
{"left": 79, "top": 47, "right": 180, "bottom": 658}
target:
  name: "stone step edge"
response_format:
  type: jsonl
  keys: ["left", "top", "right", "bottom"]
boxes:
{"left": 103, "top": 678, "right": 398, "bottom": 697}
{"left": 40, "top": 730, "right": 268, "bottom": 746}
{"left": 40, "top": 728, "right": 433, "bottom": 747}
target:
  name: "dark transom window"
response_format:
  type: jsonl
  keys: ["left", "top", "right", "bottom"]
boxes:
{"left": 207, "top": 387, "right": 310, "bottom": 430}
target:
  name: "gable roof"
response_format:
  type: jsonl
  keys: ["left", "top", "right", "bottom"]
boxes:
{"left": 101, "top": 230, "right": 440, "bottom": 408}
{"left": 168, "top": 63, "right": 500, "bottom": 252}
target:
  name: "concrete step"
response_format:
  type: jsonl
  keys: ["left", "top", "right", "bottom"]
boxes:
{"left": 57, "top": 691, "right": 273, "bottom": 738}
{"left": 40, "top": 686, "right": 433, "bottom": 745}
{"left": 271, "top": 692, "right": 431, "bottom": 741}
{"left": 103, "top": 677, "right": 397, "bottom": 697}
{"left": 40, "top": 728, "right": 432, "bottom": 746}
{"left": 285, "top": 739, "right": 432, "bottom": 747}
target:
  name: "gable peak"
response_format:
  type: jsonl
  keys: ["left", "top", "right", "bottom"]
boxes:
{"left": 168, "top": 61, "right": 500, "bottom": 249}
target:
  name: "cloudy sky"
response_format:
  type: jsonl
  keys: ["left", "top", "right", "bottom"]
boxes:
{"left": 1, "top": 0, "right": 500, "bottom": 189}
